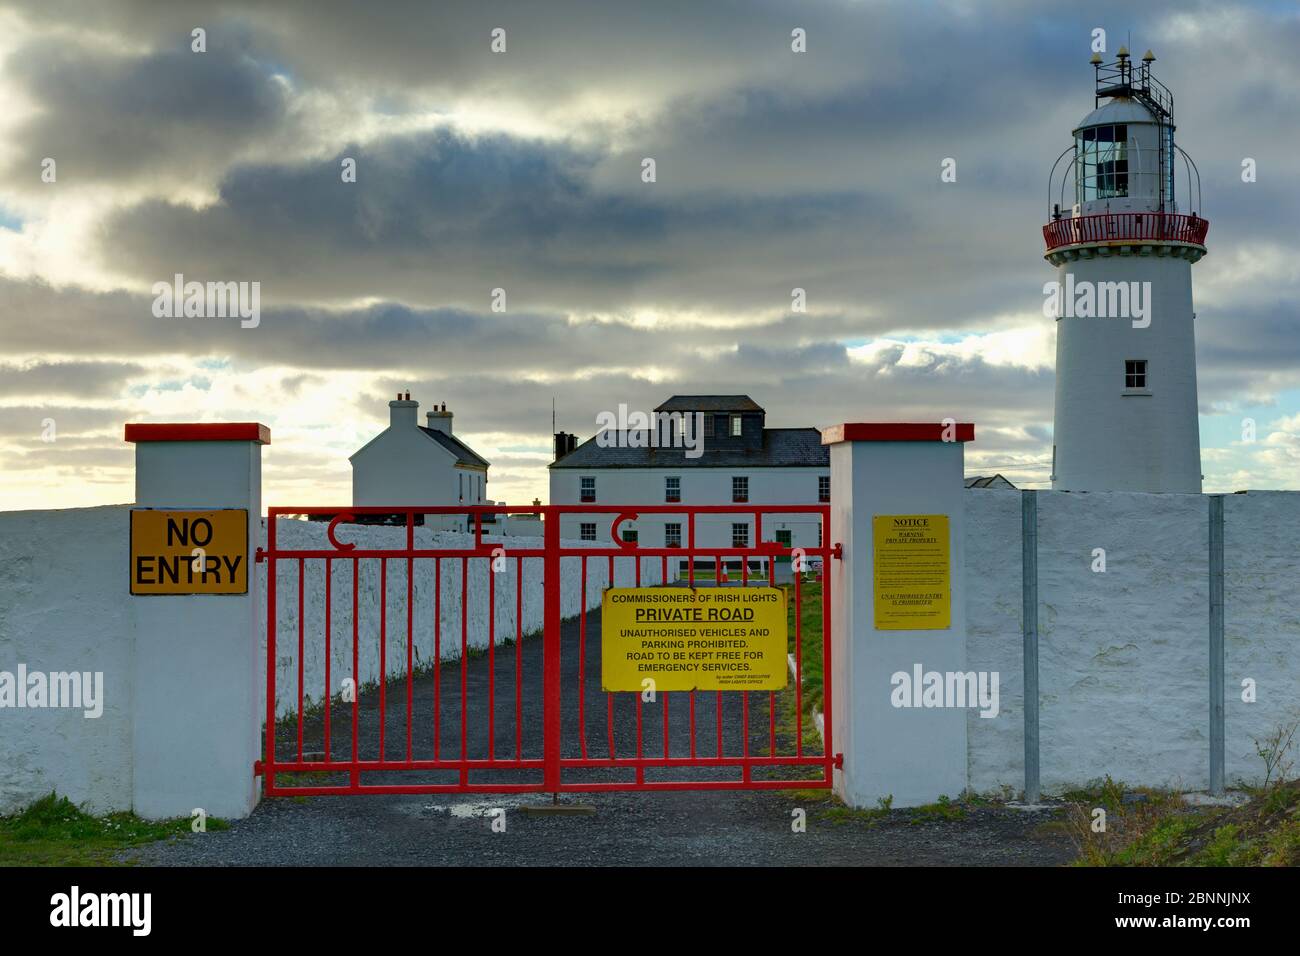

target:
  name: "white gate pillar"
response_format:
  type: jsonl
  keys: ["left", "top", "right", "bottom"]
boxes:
{"left": 126, "top": 422, "right": 269, "bottom": 820}
{"left": 823, "top": 422, "right": 973, "bottom": 808}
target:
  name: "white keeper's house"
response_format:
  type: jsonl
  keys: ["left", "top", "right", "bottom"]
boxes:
{"left": 549, "top": 395, "right": 829, "bottom": 571}
{"left": 350, "top": 392, "right": 490, "bottom": 530}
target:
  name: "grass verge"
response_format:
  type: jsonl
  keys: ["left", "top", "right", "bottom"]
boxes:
{"left": 1064, "top": 776, "right": 1300, "bottom": 866}
{"left": 0, "top": 793, "right": 228, "bottom": 866}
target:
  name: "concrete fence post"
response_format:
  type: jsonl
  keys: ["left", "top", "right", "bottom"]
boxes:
{"left": 1208, "top": 494, "right": 1225, "bottom": 796}
{"left": 125, "top": 422, "right": 269, "bottom": 820}
{"left": 1021, "top": 490, "right": 1041, "bottom": 804}
{"left": 823, "top": 422, "right": 974, "bottom": 808}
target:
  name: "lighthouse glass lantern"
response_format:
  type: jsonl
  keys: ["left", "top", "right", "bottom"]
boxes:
{"left": 1044, "top": 49, "right": 1208, "bottom": 494}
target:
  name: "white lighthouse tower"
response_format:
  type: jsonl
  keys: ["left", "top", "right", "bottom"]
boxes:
{"left": 1045, "top": 48, "right": 1207, "bottom": 493}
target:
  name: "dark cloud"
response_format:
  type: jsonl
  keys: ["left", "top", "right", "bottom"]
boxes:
{"left": 0, "top": 360, "right": 145, "bottom": 397}
{"left": 0, "top": 34, "right": 291, "bottom": 190}
{"left": 2, "top": 439, "right": 131, "bottom": 471}
{"left": 0, "top": 403, "right": 133, "bottom": 440}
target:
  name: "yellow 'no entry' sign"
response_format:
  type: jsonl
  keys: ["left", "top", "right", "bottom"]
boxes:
{"left": 130, "top": 509, "right": 249, "bottom": 595}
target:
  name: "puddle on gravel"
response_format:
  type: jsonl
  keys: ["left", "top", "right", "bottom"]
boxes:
{"left": 397, "top": 796, "right": 533, "bottom": 819}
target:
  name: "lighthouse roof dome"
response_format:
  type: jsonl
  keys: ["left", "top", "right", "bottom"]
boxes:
{"left": 1074, "top": 96, "right": 1159, "bottom": 132}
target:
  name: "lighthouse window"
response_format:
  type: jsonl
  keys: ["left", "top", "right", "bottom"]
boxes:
{"left": 1077, "top": 124, "right": 1129, "bottom": 201}
{"left": 1125, "top": 359, "right": 1148, "bottom": 389}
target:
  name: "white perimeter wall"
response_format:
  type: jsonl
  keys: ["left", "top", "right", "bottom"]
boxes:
{"left": 0, "top": 506, "right": 134, "bottom": 814}
{"left": 966, "top": 489, "right": 1300, "bottom": 795}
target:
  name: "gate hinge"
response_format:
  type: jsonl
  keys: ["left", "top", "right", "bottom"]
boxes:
{"left": 254, "top": 547, "right": 266, "bottom": 564}
{"left": 832, "top": 543, "right": 844, "bottom": 560}
{"left": 834, "top": 753, "right": 845, "bottom": 769}
{"left": 253, "top": 760, "right": 264, "bottom": 777}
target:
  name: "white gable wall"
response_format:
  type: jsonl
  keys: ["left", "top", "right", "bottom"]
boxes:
{"left": 352, "top": 422, "right": 462, "bottom": 507}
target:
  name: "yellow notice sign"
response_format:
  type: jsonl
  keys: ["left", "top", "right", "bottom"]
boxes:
{"left": 602, "top": 587, "right": 788, "bottom": 692}
{"left": 872, "top": 514, "right": 951, "bottom": 630}
{"left": 130, "top": 509, "right": 249, "bottom": 595}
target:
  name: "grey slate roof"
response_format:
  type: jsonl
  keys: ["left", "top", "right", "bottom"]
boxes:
{"left": 654, "top": 395, "right": 765, "bottom": 413}
{"left": 419, "top": 426, "right": 490, "bottom": 469}
{"left": 964, "top": 474, "right": 1016, "bottom": 489}
{"left": 550, "top": 427, "right": 827, "bottom": 469}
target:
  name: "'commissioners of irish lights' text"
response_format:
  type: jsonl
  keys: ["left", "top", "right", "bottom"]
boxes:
{"left": 602, "top": 587, "right": 788, "bottom": 691}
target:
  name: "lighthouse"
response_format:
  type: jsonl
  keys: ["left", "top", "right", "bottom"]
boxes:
{"left": 1044, "top": 48, "right": 1207, "bottom": 493}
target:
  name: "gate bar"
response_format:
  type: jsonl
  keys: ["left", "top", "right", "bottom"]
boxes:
{"left": 543, "top": 508, "right": 562, "bottom": 792}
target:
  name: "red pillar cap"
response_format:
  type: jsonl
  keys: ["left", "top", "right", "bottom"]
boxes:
{"left": 124, "top": 423, "right": 271, "bottom": 444}
{"left": 821, "top": 422, "right": 974, "bottom": 444}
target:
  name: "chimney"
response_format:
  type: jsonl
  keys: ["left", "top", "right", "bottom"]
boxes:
{"left": 553, "top": 431, "right": 579, "bottom": 460}
{"left": 389, "top": 393, "right": 418, "bottom": 429}
{"left": 426, "top": 402, "right": 453, "bottom": 435}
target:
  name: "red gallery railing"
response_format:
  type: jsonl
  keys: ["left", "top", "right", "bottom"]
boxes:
{"left": 1043, "top": 211, "right": 1208, "bottom": 252}
{"left": 255, "top": 504, "right": 838, "bottom": 796}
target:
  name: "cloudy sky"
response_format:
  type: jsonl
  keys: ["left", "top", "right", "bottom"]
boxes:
{"left": 1, "top": 0, "right": 1298, "bottom": 510}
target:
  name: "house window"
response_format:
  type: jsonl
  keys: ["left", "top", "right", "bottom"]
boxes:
{"left": 703, "top": 415, "right": 714, "bottom": 438}
{"left": 732, "top": 476, "right": 748, "bottom": 503}
{"left": 664, "top": 523, "right": 682, "bottom": 548}
{"left": 818, "top": 475, "right": 830, "bottom": 503}
{"left": 775, "top": 529, "right": 792, "bottom": 548}
{"left": 580, "top": 523, "right": 597, "bottom": 542}
{"left": 580, "top": 476, "right": 596, "bottom": 503}
{"left": 731, "top": 523, "right": 749, "bottom": 548}
{"left": 730, "top": 415, "right": 743, "bottom": 437}
{"left": 665, "top": 476, "right": 681, "bottom": 503}
{"left": 459, "top": 473, "right": 463, "bottom": 501}
{"left": 1125, "top": 359, "right": 1147, "bottom": 390}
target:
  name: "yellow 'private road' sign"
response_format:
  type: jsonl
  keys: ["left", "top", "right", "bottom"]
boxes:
{"left": 130, "top": 509, "right": 249, "bottom": 595}
{"left": 872, "top": 514, "right": 951, "bottom": 630}
{"left": 601, "top": 586, "right": 788, "bottom": 692}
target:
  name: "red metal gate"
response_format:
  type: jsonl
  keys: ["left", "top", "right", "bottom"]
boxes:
{"left": 256, "top": 504, "right": 838, "bottom": 795}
